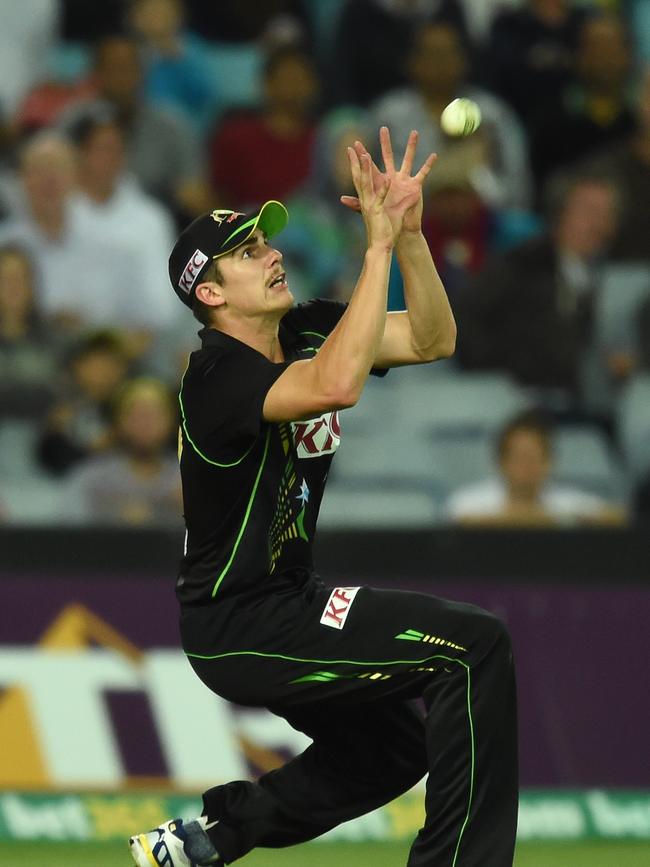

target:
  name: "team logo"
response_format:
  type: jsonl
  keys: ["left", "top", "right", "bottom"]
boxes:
{"left": 178, "top": 249, "right": 208, "bottom": 294}
{"left": 210, "top": 209, "right": 244, "bottom": 225}
{"left": 292, "top": 411, "right": 341, "bottom": 458}
{"left": 320, "top": 587, "right": 360, "bottom": 630}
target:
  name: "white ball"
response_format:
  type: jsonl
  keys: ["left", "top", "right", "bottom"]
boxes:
{"left": 440, "top": 98, "right": 482, "bottom": 137}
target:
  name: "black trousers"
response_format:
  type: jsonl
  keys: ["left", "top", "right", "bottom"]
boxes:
{"left": 180, "top": 580, "right": 518, "bottom": 867}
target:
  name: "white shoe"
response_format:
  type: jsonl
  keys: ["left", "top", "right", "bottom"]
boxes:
{"left": 129, "top": 817, "right": 199, "bottom": 867}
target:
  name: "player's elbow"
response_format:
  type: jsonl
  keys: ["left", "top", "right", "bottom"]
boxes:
{"left": 434, "top": 317, "right": 457, "bottom": 360}
{"left": 416, "top": 322, "right": 457, "bottom": 362}
{"left": 435, "top": 327, "right": 457, "bottom": 360}
{"left": 326, "top": 384, "right": 359, "bottom": 410}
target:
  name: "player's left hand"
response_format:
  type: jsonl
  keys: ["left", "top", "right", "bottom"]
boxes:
{"left": 341, "top": 127, "right": 436, "bottom": 235}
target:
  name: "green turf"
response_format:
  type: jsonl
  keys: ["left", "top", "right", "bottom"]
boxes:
{"left": 1, "top": 840, "right": 649, "bottom": 867}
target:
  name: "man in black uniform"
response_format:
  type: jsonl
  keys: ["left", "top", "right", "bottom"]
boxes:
{"left": 129, "top": 128, "right": 518, "bottom": 867}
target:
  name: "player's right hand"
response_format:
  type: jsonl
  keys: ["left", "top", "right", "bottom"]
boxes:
{"left": 347, "top": 145, "right": 396, "bottom": 249}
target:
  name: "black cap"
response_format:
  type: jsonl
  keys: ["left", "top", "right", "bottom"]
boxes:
{"left": 168, "top": 200, "right": 289, "bottom": 308}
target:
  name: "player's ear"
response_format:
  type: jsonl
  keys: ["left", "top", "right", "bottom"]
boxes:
{"left": 195, "top": 281, "right": 226, "bottom": 308}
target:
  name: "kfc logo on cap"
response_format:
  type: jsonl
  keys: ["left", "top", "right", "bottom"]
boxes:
{"left": 179, "top": 249, "right": 209, "bottom": 294}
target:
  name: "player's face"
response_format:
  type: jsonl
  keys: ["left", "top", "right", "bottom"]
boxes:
{"left": 218, "top": 230, "right": 293, "bottom": 317}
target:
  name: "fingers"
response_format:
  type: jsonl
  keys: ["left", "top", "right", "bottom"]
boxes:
{"left": 347, "top": 145, "right": 362, "bottom": 195}
{"left": 354, "top": 139, "right": 384, "bottom": 189}
{"left": 414, "top": 152, "right": 438, "bottom": 183}
{"left": 376, "top": 177, "right": 391, "bottom": 206}
{"left": 348, "top": 147, "right": 374, "bottom": 201}
{"left": 340, "top": 195, "right": 361, "bottom": 212}
{"left": 400, "top": 130, "right": 418, "bottom": 175}
{"left": 379, "top": 126, "right": 395, "bottom": 174}
{"left": 360, "top": 152, "right": 374, "bottom": 199}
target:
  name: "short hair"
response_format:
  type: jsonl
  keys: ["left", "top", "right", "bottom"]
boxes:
{"left": 66, "top": 329, "right": 128, "bottom": 367}
{"left": 19, "top": 130, "right": 76, "bottom": 171}
{"left": 112, "top": 376, "right": 176, "bottom": 424}
{"left": 191, "top": 259, "right": 223, "bottom": 326}
{"left": 263, "top": 45, "right": 314, "bottom": 81}
{"left": 93, "top": 33, "right": 139, "bottom": 69}
{"left": 578, "top": 10, "right": 631, "bottom": 50}
{"left": 543, "top": 170, "right": 621, "bottom": 224}
{"left": 496, "top": 410, "right": 553, "bottom": 460}
{"left": 66, "top": 105, "right": 122, "bottom": 148}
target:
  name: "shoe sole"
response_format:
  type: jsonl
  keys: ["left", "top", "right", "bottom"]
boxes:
{"left": 129, "top": 833, "right": 159, "bottom": 867}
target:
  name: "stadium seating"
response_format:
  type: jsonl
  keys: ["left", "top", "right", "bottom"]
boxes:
{"left": 318, "top": 484, "right": 441, "bottom": 529}
{"left": 552, "top": 425, "right": 627, "bottom": 500}
{"left": 618, "top": 373, "right": 650, "bottom": 480}
{"left": 595, "top": 264, "right": 650, "bottom": 355}
{"left": 346, "top": 367, "right": 529, "bottom": 437}
{"left": 0, "top": 420, "right": 65, "bottom": 523}
{"left": 399, "top": 371, "right": 530, "bottom": 436}
{"left": 0, "top": 419, "right": 40, "bottom": 481}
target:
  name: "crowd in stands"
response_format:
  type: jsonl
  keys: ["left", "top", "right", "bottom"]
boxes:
{"left": 0, "top": 0, "right": 649, "bottom": 528}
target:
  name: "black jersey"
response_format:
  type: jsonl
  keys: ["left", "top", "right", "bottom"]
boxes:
{"left": 177, "top": 299, "right": 356, "bottom": 605}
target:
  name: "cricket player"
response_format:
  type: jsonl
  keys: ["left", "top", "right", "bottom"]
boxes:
{"left": 129, "top": 128, "right": 518, "bottom": 867}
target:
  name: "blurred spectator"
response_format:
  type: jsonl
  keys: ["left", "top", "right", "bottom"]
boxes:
{"left": 15, "top": 79, "right": 95, "bottom": 139}
{"left": 421, "top": 143, "right": 543, "bottom": 293}
{"left": 638, "top": 295, "right": 650, "bottom": 372}
{"left": 584, "top": 66, "right": 650, "bottom": 263}
{"left": 68, "top": 108, "right": 178, "bottom": 338}
{"left": 37, "top": 330, "right": 130, "bottom": 476}
{"left": 531, "top": 13, "right": 636, "bottom": 194}
{"left": 370, "top": 21, "right": 532, "bottom": 208}
{"left": 128, "top": 0, "right": 217, "bottom": 133}
{"left": 332, "top": 0, "right": 468, "bottom": 107}
{"left": 456, "top": 173, "right": 620, "bottom": 400}
{"left": 483, "top": 0, "right": 589, "bottom": 129}
{"left": 0, "top": 245, "right": 59, "bottom": 418}
{"left": 183, "top": 0, "right": 312, "bottom": 45}
{"left": 61, "top": 0, "right": 125, "bottom": 41}
{"left": 0, "top": 131, "right": 137, "bottom": 334}
{"left": 0, "top": 0, "right": 59, "bottom": 119}
{"left": 65, "top": 377, "right": 182, "bottom": 526}
{"left": 630, "top": 0, "right": 650, "bottom": 63}
{"left": 447, "top": 410, "right": 626, "bottom": 526}
{"left": 421, "top": 149, "right": 494, "bottom": 298}
{"left": 61, "top": 34, "right": 209, "bottom": 218}
{"left": 458, "top": 0, "right": 519, "bottom": 45}
{"left": 210, "top": 46, "right": 320, "bottom": 207}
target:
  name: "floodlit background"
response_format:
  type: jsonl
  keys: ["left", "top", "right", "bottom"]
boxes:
{"left": 0, "top": 1, "right": 649, "bottom": 865}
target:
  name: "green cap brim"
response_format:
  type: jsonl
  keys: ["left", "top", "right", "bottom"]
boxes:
{"left": 214, "top": 200, "right": 289, "bottom": 259}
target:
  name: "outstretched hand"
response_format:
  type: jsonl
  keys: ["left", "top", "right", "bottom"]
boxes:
{"left": 341, "top": 127, "right": 436, "bottom": 235}
{"left": 346, "top": 142, "right": 394, "bottom": 248}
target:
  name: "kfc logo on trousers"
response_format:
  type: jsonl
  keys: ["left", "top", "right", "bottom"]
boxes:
{"left": 320, "top": 587, "right": 360, "bottom": 630}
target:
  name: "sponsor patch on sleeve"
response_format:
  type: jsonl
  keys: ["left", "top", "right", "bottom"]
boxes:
{"left": 320, "top": 587, "right": 360, "bottom": 630}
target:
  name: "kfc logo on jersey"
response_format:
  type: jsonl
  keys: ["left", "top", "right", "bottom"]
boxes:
{"left": 178, "top": 249, "right": 208, "bottom": 294}
{"left": 292, "top": 411, "right": 341, "bottom": 458}
{"left": 320, "top": 587, "right": 360, "bottom": 630}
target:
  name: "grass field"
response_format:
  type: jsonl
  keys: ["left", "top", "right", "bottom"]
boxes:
{"left": 1, "top": 840, "right": 648, "bottom": 866}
